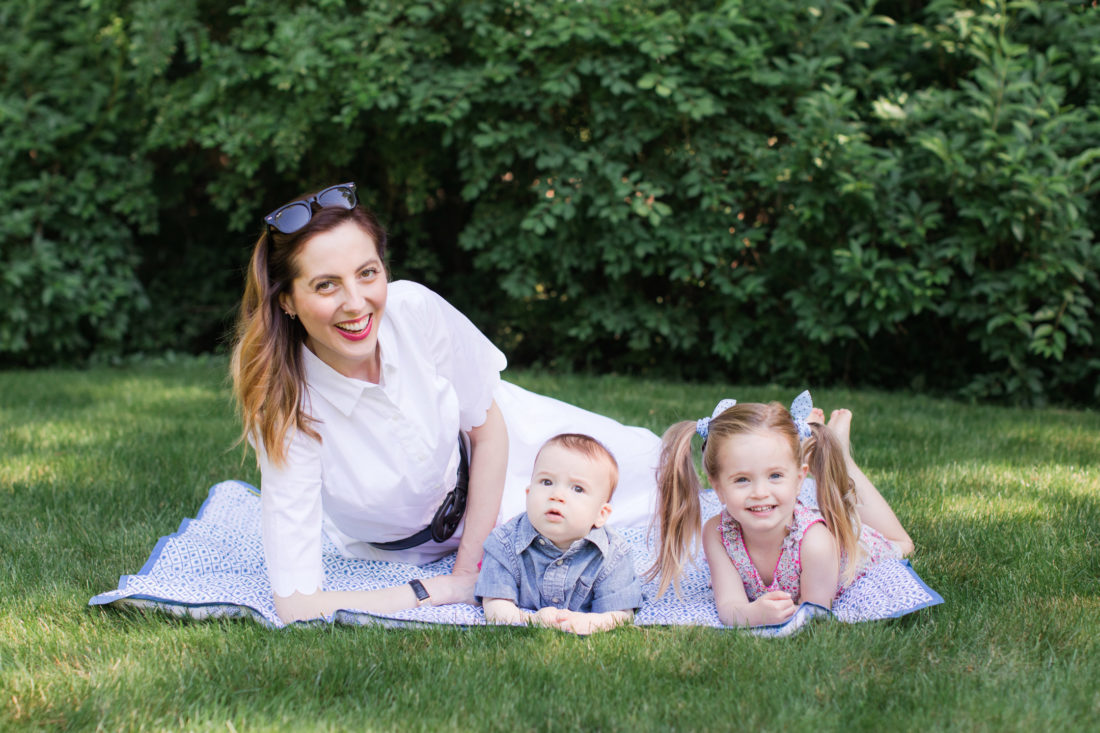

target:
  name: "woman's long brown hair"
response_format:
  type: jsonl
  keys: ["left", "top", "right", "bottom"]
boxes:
{"left": 229, "top": 198, "right": 387, "bottom": 467}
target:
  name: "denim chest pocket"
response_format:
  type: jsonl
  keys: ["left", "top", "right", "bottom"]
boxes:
{"left": 568, "top": 575, "right": 596, "bottom": 610}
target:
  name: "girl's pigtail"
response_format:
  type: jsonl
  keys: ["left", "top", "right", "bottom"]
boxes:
{"left": 803, "top": 423, "right": 862, "bottom": 585}
{"left": 646, "top": 421, "right": 704, "bottom": 598}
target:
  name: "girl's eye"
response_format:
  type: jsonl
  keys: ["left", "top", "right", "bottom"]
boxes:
{"left": 770, "top": 472, "right": 783, "bottom": 480}
{"left": 734, "top": 477, "right": 749, "bottom": 484}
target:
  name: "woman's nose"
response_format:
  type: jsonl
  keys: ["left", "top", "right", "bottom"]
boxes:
{"left": 343, "top": 284, "right": 368, "bottom": 312}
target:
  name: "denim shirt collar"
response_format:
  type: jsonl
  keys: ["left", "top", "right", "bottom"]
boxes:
{"left": 514, "top": 514, "right": 611, "bottom": 557}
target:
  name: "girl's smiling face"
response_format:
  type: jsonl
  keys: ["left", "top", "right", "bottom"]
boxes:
{"left": 279, "top": 221, "right": 387, "bottom": 383}
{"left": 710, "top": 430, "right": 808, "bottom": 536}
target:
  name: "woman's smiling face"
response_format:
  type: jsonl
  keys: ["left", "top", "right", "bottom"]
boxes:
{"left": 279, "top": 221, "right": 388, "bottom": 382}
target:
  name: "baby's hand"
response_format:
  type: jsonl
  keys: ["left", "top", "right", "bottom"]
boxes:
{"left": 537, "top": 609, "right": 630, "bottom": 635}
{"left": 531, "top": 606, "right": 569, "bottom": 628}
{"left": 555, "top": 610, "right": 604, "bottom": 636}
{"left": 745, "top": 590, "right": 797, "bottom": 626}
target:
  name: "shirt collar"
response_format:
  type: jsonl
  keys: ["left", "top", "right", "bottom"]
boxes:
{"left": 298, "top": 313, "right": 398, "bottom": 416}
{"left": 516, "top": 514, "right": 611, "bottom": 557}
{"left": 300, "top": 345, "right": 370, "bottom": 417}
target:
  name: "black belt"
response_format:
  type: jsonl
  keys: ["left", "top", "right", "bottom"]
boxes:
{"left": 369, "top": 437, "right": 469, "bottom": 551}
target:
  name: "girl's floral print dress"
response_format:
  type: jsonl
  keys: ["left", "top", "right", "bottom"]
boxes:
{"left": 718, "top": 502, "right": 900, "bottom": 603}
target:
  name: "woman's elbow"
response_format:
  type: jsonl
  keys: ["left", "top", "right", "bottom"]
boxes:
{"left": 273, "top": 591, "right": 322, "bottom": 624}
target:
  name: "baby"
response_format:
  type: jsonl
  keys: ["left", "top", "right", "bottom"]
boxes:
{"left": 475, "top": 433, "right": 642, "bottom": 634}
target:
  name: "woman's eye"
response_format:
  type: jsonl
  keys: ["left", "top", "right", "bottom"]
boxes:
{"left": 360, "top": 268, "right": 378, "bottom": 279}
{"left": 315, "top": 281, "right": 335, "bottom": 293}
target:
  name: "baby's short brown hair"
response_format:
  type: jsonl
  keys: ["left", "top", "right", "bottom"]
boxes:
{"left": 536, "top": 433, "right": 620, "bottom": 499}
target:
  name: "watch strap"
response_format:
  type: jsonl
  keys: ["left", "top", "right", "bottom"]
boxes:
{"left": 408, "top": 578, "right": 431, "bottom": 607}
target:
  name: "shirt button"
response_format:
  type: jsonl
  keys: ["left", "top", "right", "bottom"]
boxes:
{"left": 553, "top": 598, "right": 561, "bottom": 604}
{"left": 555, "top": 559, "right": 563, "bottom": 566}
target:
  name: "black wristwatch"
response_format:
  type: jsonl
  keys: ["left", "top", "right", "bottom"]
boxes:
{"left": 409, "top": 579, "right": 431, "bottom": 608}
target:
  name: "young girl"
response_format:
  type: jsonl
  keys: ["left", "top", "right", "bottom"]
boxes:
{"left": 649, "top": 393, "right": 914, "bottom": 627}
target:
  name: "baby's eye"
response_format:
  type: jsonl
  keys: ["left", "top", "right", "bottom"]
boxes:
{"left": 540, "top": 478, "right": 553, "bottom": 486}
{"left": 571, "top": 485, "right": 585, "bottom": 494}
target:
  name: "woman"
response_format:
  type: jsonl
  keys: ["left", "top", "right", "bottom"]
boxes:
{"left": 231, "top": 182, "right": 661, "bottom": 623}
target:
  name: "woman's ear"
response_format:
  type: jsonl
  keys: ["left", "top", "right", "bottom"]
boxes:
{"left": 278, "top": 291, "right": 296, "bottom": 318}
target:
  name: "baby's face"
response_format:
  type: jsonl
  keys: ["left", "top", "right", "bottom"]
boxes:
{"left": 525, "top": 444, "right": 613, "bottom": 550}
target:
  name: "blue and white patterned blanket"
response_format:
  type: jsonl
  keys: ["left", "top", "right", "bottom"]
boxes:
{"left": 90, "top": 481, "right": 942, "bottom": 637}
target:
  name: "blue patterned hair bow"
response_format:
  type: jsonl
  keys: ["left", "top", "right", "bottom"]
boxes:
{"left": 790, "top": 390, "right": 813, "bottom": 441}
{"left": 696, "top": 398, "right": 737, "bottom": 439}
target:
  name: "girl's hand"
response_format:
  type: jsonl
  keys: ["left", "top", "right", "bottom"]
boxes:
{"left": 743, "top": 590, "right": 797, "bottom": 626}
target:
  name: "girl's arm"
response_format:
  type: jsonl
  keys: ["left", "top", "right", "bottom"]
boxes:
{"left": 702, "top": 516, "right": 796, "bottom": 627}
{"left": 797, "top": 522, "right": 841, "bottom": 609}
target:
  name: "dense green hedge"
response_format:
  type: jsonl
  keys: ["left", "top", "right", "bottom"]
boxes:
{"left": 2, "top": 0, "right": 1098, "bottom": 404}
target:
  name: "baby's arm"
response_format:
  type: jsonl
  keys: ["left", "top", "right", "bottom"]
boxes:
{"left": 475, "top": 527, "right": 528, "bottom": 625}
{"left": 703, "top": 515, "right": 796, "bottom": 627}
{"left": 798, "top": 522, "right": 840, "bottom": 609}
{"left": 482, "top": 597, "right": 532, "bottom": 625}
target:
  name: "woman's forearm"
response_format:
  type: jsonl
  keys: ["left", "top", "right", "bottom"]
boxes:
{"left": 274, "top": 585, "right": 423, "bottom": 624}
{"left": 454, "top": 400, "right": 509, "bottom": 576}
{"left": 273, "top": 569, "right": 473, "bottom": 624}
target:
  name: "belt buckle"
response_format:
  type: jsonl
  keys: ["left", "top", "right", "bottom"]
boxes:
{"left": 430, "top": 490, "right": 463, "bottom": 542}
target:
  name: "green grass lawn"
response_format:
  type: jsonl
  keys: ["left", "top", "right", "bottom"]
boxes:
{"left": 2, "top": 359, "right": 1098, "bottom": 731}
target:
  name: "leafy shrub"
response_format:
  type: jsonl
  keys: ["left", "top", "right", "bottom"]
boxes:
{"left": 1, "top": 0, "right": 1097, "bottom": 405}
{"left": 0, "top": 2, "right": 155, "bottom": 364}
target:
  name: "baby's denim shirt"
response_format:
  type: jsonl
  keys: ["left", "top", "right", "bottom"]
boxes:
{"left": 475, "top": 513, "right": 642, "bottom": 613}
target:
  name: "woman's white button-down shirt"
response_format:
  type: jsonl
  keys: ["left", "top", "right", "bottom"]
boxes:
{"left": 256, "top": 281, "right": 660, "bottom": 598}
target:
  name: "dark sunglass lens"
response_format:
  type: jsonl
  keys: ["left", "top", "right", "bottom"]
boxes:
{"left": 272, "top": 202, "right": 312, "bottom": 233}
{"left": 317, "top": 186, "right": 356, "bottom": 210}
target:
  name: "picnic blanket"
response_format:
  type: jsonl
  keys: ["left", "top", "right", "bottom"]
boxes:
{"left": 90, "top": 480, "right": 942, "bottom": 637}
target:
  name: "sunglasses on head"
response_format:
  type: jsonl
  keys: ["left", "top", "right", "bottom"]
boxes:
{"left": 263, "top": 182, "right": 358, "bottom": 234}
